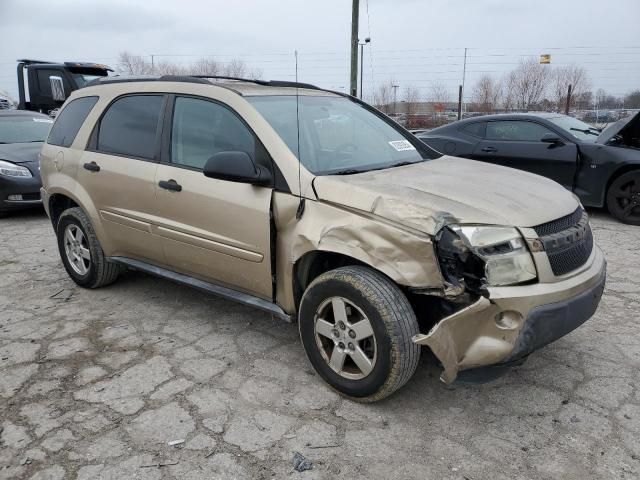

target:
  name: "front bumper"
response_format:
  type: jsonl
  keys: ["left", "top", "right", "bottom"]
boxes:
{"left": 413, "top": 245, "right": 606, "bottom": 383}
{"left": 0, "top": 173, "right": 43, "bottom": 212}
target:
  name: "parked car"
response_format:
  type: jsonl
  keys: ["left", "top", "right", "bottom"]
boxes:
{"left": 40, "top": 77, "right": 605, "bottom": 400}
{"left": 0, "top": 110, "right": 53, "bottom": 217}
{"left": 417, "top": 113, "right": 640, "bottom": 224}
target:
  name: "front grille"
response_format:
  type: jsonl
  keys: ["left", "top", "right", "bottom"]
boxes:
{"left": 533, "top": 207, "right": 584, "bottom": 236}
{"left": 534, "top": 208, "right": 594, "bottom": 276}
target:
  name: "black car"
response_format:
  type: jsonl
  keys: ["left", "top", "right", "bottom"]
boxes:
{"left": 0, "top": 110, "right": 52, "bottom": 217}
{"left": 417, "top": 112, "right": 640, "bottom": 224}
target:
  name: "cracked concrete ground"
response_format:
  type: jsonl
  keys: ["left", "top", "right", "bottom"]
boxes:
{"left": 0, "top": 209, "right": 638, "bottom": 480}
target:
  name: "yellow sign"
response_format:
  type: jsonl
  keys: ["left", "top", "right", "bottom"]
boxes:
{"left": 540, "top": 54, "right": 551, "bottom": 64}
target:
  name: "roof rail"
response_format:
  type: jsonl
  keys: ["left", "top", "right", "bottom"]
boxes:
{"left": 17, "top": 59, "right": 55, "bottom": 65}
{"left": 84, "top": 74, "right": 322, "bottom": 91}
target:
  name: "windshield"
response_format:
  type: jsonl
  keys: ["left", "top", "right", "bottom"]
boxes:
{"left": 0, "top": 115, "right": 53, "bottom": 143}
{"left": 548, "top": 115, "right": 599, "bottom": 142}
{"left": 247, "top": 95, "right": 440, "bottom": 175}
{"left": 71, "top": 73, "right": 105, "bottom": 87}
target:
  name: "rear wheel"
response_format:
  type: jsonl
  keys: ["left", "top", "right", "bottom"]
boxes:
{"left": 298, "top": 266, "right": 420, "bottom": 402}
{"left": 56, "top": 207, "right": 122, "bottom": 288}
{"left": 607, "top": 170, "right": 640, "bottom": 225}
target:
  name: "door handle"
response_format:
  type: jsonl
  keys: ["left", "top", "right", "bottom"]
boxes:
{"left": 83, "top": 161, "right": 100, "bottom": 172}
{"left": 481, "top": 146, "right": 497, "bottom": 153}
{"left": 159, "top": 179, "right": 182, "bottom": 192}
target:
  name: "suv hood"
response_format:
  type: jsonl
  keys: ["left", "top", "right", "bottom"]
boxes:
{"left": 0, "top": 142, "right": 42, "bottom": 165}
{"left": 313, "top": 157, "right": 579, "bottom": 235}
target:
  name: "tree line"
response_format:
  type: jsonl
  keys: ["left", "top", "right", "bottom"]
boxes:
{"left": 372, "top": 58, "right": 640, "bottom": 115}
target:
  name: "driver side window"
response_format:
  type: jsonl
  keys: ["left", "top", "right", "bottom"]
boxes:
{"left": 171, "top": 97, "right": 256, "bottom": 169}
{"left": 486, "top": 121, "right": 554, "bottom": 142}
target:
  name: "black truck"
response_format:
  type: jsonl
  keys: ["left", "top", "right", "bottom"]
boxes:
{"left": 17, "top": 59, "right": 112, "bottom": 114}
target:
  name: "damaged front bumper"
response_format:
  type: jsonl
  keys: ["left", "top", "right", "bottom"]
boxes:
{"left": 413, "top": 246, "right": 606, "bottom": 384}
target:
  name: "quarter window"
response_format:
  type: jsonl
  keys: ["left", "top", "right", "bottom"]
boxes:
{"left": 47, "top": 96, "right": 98, "bottom": 147}
{"left": 97, "top": 95, "right": 164, "bottom": 159}
{"left": 486, "top": 121, "right": 554, "bottom": 142}
{"left": 170, "top": 97, "right": 256, "bottom": 169}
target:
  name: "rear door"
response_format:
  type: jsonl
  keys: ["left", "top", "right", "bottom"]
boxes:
{"left": 153, "top": 95, "right": 273, "bottom": 298}
{"left": 80, "top": 94, "right": 166, "bottom": 263}
{"left": 471, "top": 120, "right": 578, "bottom": 189}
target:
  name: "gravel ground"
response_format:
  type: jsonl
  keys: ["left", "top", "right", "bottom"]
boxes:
{"left": 0, "top": 209, "right": 638, "bottom": 480}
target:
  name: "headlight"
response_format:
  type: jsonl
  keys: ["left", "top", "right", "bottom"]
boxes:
{"left": 436, "top": 225, "right": 537, "bottom": 290}
{"left": 0, "top": 160, "right": 32, "bottom": 178}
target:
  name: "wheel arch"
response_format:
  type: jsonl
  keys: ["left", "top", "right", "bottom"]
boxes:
{"left": 605, "top": 163, "right": 640, "bottom": 207}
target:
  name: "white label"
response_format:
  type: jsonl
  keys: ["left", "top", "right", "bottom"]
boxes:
{"left": 388, "top": 140, "right": 416, "bottom": 151}
{"left": 34, "top": 118, "right": 54, "bottom": 123}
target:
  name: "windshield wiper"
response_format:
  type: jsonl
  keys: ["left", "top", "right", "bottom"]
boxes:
{"left": 329, "top": 169, "right": 364, "bottom": 175}
{"left": 570, "top": 127, "right": 599, "bottom": 136}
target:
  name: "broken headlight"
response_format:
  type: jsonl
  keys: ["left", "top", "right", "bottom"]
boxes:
{"left": 436, "top": 225, "right": 537, "bottom": 291}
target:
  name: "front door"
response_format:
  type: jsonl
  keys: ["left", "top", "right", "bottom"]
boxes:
{"left": 471, "top": 120, "right": 578, "bottom": 189}
{"left": 80, "top": 94, "right": 166, "bottom": 263}
{"left": 153, "top": 95, "right": 273, "bottom": 299}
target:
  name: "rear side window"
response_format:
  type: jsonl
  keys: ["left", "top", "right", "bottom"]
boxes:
{"left": 461, "top": 122, "right": 486, "bottom": 138}
{"left": 486, "top": 121, "right": 554, "bottom": 142}
{"left": 97, "top": 95, "right": 164, "bottom": 160}
{"left": 47, "top": 96, "right": 98, "bottom": 147}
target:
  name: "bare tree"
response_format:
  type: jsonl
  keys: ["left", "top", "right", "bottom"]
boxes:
{"left": 428, "top": 80, "right": 450, "bottom": 106}
{"left": 117, "top": 52, "right": 152, "bottom": 75}
{"left": 373, "top": 80, "right": 395, "bottom": 114}
{"left": 625, "top": 90, "right": 640, "bottom": 109}
{"left": 509, "top": 58, "right": 550, "bottom": 110}
{"left": 471, "top": 75, "right": 502, "bottom": 113}
{"left": 189, "top": 58, "right": 221, "bottom": 76}
{"left": 403, "top": 86, "right": 421, "bottom": 115}
{"left": 551, "top": 65, "right": 589, "bottom": 112}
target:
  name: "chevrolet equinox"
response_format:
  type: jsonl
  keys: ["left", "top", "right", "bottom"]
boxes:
{"left": 40, "top": 76, "right": 606, "bottom": 401}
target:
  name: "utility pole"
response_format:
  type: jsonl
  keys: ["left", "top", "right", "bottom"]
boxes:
{"left": 457, "top": 85, "right": 463, "bottom": 120}
{"left": 461, "top": 47, "right": 467, "bottom": 113}
{"left": 392, "top": 84, "right": 399, "bottom": 115}
{"left": 350, "top": 0, "right": 359, "bottom": 97}
{"left": 151, "top": 55, "right": 155, "bottom": 73}
{"left": 565, "top": 84, "right": 572, "bottom": 115}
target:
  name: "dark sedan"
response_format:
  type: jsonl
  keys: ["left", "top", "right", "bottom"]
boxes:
{"left": 417, "top": 112, "right": 640, "bottom": 224}
{"left": 0, "top": 110, "right": 52, "bottom": 217}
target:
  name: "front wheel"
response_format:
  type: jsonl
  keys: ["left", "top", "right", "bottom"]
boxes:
{"left": 299, "top": 266, "right": 420, "bottom": 402}
{"left": 607, "top": 170, "right": 640, "bottom": 225}
{"left": 56, "top": 207, "right": 122, "bottom": 288}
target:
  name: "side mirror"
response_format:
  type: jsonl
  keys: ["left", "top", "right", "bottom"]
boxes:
{"left": 203, "top": 151, "right": 272, "bottom": 186}
{"left": 49, "top": 76, "right": 66, "bottom": 101}
{"left": 540, "top": 133, "right": 564, "bottom": 145}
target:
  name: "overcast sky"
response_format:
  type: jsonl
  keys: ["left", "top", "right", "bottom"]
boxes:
{"left": 1, "top": 0, "right": 639, "bottom": 102}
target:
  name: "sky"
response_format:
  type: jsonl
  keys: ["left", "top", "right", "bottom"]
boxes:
{"left": 1, "top": 0, "right": 639, "bottom": 103}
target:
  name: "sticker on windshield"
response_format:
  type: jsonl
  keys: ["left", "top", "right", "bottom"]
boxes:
{"left": 33, "top": 118, "right": 54, "bottom": 123}
{"left": 388, "top": 140, "right": 416, "bottom": 151}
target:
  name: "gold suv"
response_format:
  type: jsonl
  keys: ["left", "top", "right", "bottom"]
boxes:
{"left": 40, "top": 76, "right": 606, "bottom": 401}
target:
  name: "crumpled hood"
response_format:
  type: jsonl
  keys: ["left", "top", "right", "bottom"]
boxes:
{"left": 597, "top": 111, "right": 639, "bottom": 144}
{"left": 0, "top": 142, "right": 42, "bottom": 165}
{"left": 313, "top": 157, "right": 579, "bottom": 235}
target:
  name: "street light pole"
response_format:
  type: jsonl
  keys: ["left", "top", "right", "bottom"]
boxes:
{"left": 392, "top": 84, "right": 399, "bottom": 115}
{"left": 359, "top": 37, "right": 370, "bottom": 99}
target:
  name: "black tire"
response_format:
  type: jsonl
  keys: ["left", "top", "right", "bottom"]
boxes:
{"left": 299, "top": 266, "right": 420, "bottom": 402}
{"left": 56, "top": 207, "right": 122, "bottom": 288}
{"left": 0, "top": 211, "right": 8, "bottom": 219}
{"left": 607, "top": 170, "right": 640, "bottom": 225}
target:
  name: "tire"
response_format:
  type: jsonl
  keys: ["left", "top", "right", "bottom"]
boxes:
{"left": 0, "top": 211, "right": 8, "bottom": 219}
{"left": 56, "top": 207, "right": 122, "bottom": 288}
{"left": 298, "top": 266, "right": 420, "bottom": 402}
{"left": 606, "top": 170, "right": 640, "bottom": 225}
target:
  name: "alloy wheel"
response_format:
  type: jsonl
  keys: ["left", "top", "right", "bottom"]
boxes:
{"left": 63, "top": 224, "right": 91, "bottom": 275}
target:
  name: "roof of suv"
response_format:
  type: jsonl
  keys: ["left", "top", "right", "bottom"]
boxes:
{"left": 85, "top": 75, "right": 343, "bottom": 98}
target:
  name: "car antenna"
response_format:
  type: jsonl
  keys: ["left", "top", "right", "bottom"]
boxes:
{"left": 294, "top": 49, "right": 305, "bottom": 220}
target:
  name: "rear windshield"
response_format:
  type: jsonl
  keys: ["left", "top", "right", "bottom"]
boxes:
{"left": 247, "top": 95, "right": 440, "bottom": 175}
{"left": 0, "top": 115, "right": 53, "bottom": 144}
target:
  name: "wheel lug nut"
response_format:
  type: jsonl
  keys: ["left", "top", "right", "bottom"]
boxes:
{"left": 338, "top": 342, "right": 345, "bottom": 350}
{"left": 332, "top": 329, "right": 339, "bottom": 338}
{"left": 348, "top": 342, "right": 355, "bottom": 350}
{"left": 338, "top": 321, "right": 346, "bottom": 330}
{"left": 348, "top": 330, "right": 356, "bottom": 338}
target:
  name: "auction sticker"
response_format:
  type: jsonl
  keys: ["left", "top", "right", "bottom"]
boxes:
{"left": 33, "top": 118, "right": 54, "bottom": 123}
{"left": 388, "top": 140, "right": 416, "bottom": 151}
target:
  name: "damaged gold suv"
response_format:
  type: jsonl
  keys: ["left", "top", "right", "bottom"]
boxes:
{"left": 40, "top": 76, "right": 606, "bottom": 401}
